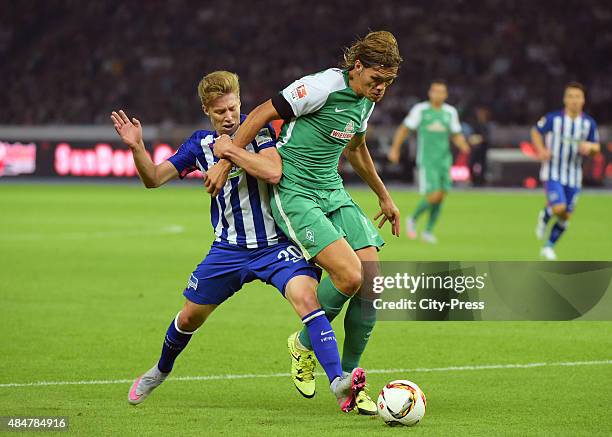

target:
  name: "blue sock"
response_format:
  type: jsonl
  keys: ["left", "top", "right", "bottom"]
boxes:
{"left": 302, "top": 309, "right": 343, "bottom": 383}
{"left": 547, "top": 219, "right": 567, "bottom": 247}
{"left": 542, "top": 206, "right": 552, "bottom": 225}
{"left": 157, "top": 313, "right": 195, "bottom": 373}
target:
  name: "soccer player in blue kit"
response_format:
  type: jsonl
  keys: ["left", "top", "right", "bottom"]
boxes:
{"left": 531, "top": 82, "right": 600, "bottom": 260}
{"left": 111, "top": 71, "right": 366, "bottom": 412}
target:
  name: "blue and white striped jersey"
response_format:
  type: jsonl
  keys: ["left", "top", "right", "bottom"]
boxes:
{"left": 535, "top": 110, "right": 599, "bottom": 188}
{"left": 168, "top": 117, "right": 286, "bottom": 248}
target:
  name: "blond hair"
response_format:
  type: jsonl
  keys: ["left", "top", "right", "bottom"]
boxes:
{"left": 341, "top": 30, "right": 402, "bottom": 70}
{"left": 197, "top": 71, "right": 240, "bottom": 108}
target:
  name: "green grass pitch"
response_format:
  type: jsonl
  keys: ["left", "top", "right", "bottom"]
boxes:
{"left": 1, "top": 183, "right": 611, "bottom": 436}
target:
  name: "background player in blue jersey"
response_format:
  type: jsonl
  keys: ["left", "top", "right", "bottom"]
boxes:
{"left": 111, "top": 71, "right": 366, "bottom": 412}
{"left": 531, "top": 82, "right": 601, "bottom": 260}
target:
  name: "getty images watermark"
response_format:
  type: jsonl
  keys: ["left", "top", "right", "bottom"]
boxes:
{"left": 360, "top": 262, "right": 612, "bottom": 321}
{"left": 372, "top": 271, "right": 487, "bottom": 312}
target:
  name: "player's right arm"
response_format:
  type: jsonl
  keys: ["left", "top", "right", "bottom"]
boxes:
{"left": 530, "top": 113, "right": 553, "bottom": 161}
{"left": 111, "top": 110, "right": 178, "bottom": 188}
{"left": 530, "top": 128, "right": 550, "bottom": 161}
{"left": 232, "top": 100, "right": 281, "bottom": 149}
{"left": 388, "top": 103, "right": 421, "bottom": 163}
{"left": 388, "top": 125, "right": 410, "bottom": 164}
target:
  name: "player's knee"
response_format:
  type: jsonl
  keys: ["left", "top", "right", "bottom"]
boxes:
{"left": 428, "top": 192, "right": 443, "bottom": 204}
{"left": 335, "top": 269, "right": 363, "bottom": 296}
{"left": 552, "top": 204, "right": 567, "bottom": 217}
{"left": 177, "top": 309, "right": 205, "bottom": 331}
{"left": 296, "top": 290, "right": 320, "bottom": 315}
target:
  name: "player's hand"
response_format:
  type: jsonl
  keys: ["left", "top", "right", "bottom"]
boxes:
{"left": 374, "top": 196, "right": 401, "bottom": 237}
{"left": 537, "top": 148, "right": 551, "bottom": 161}
{"left": 578, "top": 141, "right": 595, "bottom": 156}
{"left": 387, "top": 148, "right": 400, "bottom": 164}
{"left": 111, "top": 110, "right": 143, "bottom": 150}
{"left": 204, "top": 160, "right": 232, "bottom": 197}
{"left": 213, "top": 134, "right": 233, "bottom": 159}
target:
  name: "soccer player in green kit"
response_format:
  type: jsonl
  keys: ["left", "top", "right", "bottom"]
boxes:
{"left": 388, "top": 80, "right": 470, "bottom": 243}
{"left": 209, "top": 31, "right": 402, "bottom": 414}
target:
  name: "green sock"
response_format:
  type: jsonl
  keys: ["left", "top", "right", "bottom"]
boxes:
{"left": 412, "top": 198, "right": 431, "bottom": 221}
{"left": 426, "top": 202, "right": 442, "bottom": 232}
{"left": 341, "top": 295, "right": 376, "bottom": 372}
{"left": 298, "top": 276, "right": 351, "bottom": 349}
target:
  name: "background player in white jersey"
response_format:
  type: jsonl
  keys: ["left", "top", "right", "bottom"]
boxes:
{"left": 111, "top": 71, "right": 366, "bottom": 412}
{"left": 532, "top": 82, "right": 600, "bottom": 260}
{"left": 208, "top": 31, "right": 402, "bottom": 414}
{"left": 388, "top": 80, "right": 470, "bottom": 243}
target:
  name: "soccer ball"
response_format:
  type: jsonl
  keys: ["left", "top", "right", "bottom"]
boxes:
{"left": 377, "top": 380, "right": 426, "bottom": 426}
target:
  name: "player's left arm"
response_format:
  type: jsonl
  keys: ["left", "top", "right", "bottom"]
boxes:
{"left": 448, "top": 107, "right": 470, "bottom": 153}
{"left": 345, "top": 133, "right": 400, "bottom": 236}
{"left": 451, "top": 133, "right": 471, "bottom": 153}
{"left": 579, "top": 121, "right": 601, "bottom": 156}
{"left": 579, "top": 141, "right": 600, "bottom": 156}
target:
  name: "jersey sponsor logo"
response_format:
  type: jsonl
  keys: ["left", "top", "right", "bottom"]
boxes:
{"left": 334, "top": 107, "right": 349, "bottom": 113}
{"left": 330, "top": 120, "right": 356, "bottom": 140}
{"left": 290, "top": 84, "right": 308, "bottom": 101}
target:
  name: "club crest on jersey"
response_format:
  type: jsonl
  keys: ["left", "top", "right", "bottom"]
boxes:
{"left": 305, "top": 229, "right": 315, "bottom": 244}
{"left": 291, "top": 84, "right": 308, "bottom": 101}
{"left": 537, "top": 117, "right": 547, "bottom": 128}
{"left": 331, "top": 120, "right": 356, "bottom": 140}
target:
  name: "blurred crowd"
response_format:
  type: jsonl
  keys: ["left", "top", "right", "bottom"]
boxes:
{"left": 2, "top": 0, "right": 611, "bottom": 126}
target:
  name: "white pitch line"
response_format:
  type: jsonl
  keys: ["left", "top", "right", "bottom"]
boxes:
{"left": 0, "top": 225, "right": 184, "bottom": 241}
{"left": 1, "top": 360, "right": 611, "bottom": 389}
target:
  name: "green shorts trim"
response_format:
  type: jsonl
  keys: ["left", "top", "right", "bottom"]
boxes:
{"left": 270, "top": 180, "right": 384, "bottom": 260}
{"left": 418, "top": 165, "right": 451, "bottom": 195}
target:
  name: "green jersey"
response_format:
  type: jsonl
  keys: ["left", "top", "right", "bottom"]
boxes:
{"left": 403, "top": 101, "right": 462, "bottom": 168}
{"left": 277, "top": 68, "right": 375, "bottom": 189}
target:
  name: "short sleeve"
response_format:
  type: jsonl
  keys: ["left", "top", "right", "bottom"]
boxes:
{"left": 403, "top": 104, "right": 422, "bottom": 130}
{"left": 450, "top": 107, "right": 462, "bottom": 134}
{"left": 357, "top": 103, "right": 375, "bottom": 134}
{"left": 535, "top": 113, "right": 554, "bottom": 134}
{"left": 279, "top": 73, "right": 334, "bottom": 118}
{"left": 253, "top": 124, "right": 277, "bottom": 151}
{"left": 168, "top": 133, "right": 199, "bottom": 179}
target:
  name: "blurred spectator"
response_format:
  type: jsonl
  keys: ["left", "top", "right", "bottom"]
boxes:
{"left": 467, "top": 106, "right": 492, "bottom": 186}
{"left": 1, "top": 0, "right": 611, "bottom": 125}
